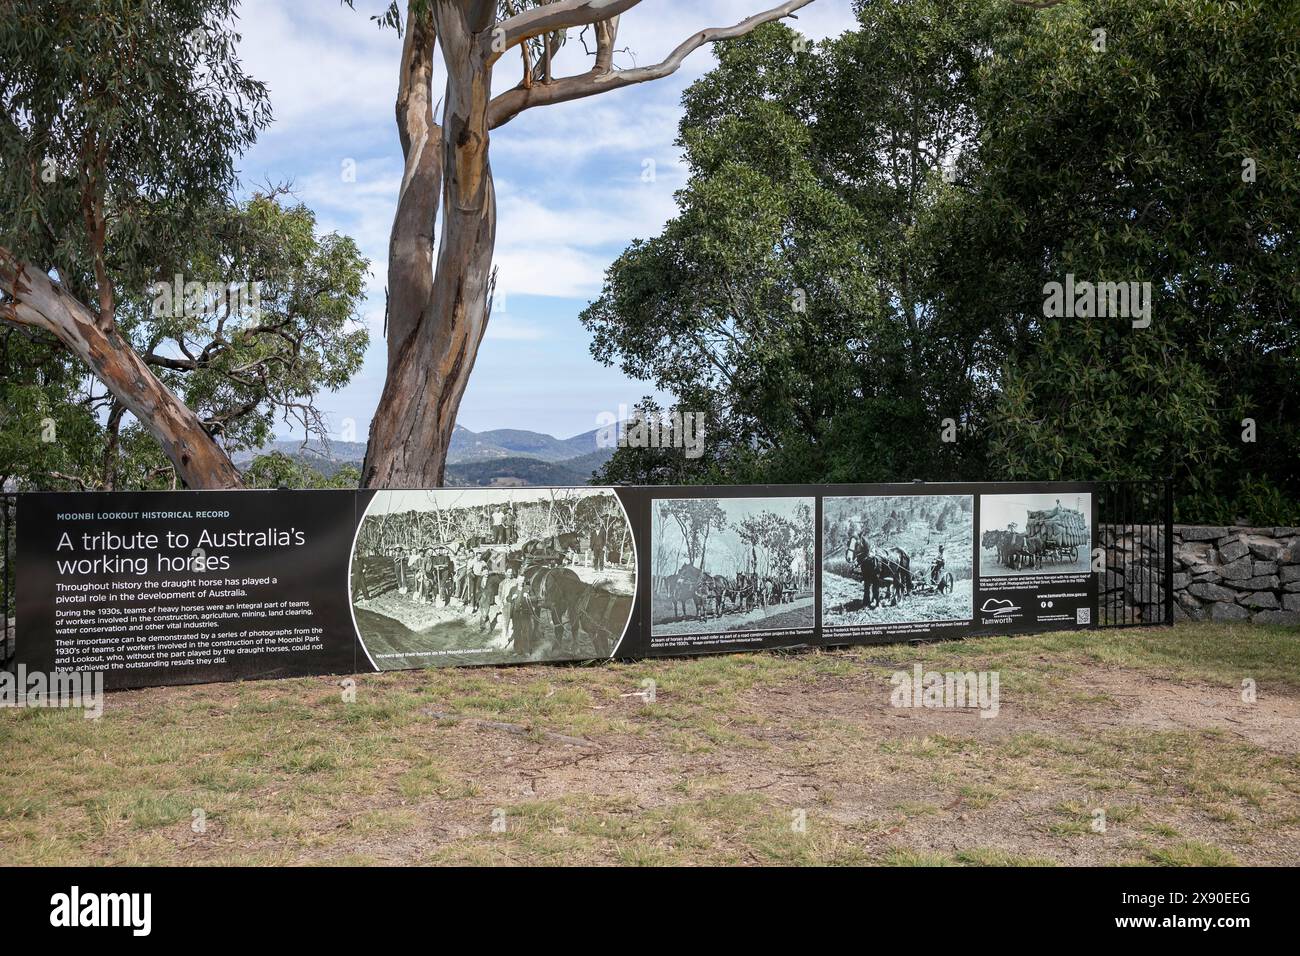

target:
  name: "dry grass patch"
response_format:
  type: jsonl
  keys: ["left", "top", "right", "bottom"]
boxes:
{"left": 1, "top": 622, "right": 1297, "bottom": 865}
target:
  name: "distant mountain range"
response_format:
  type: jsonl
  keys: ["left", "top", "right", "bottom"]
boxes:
{"left": 445, "top": 423, "right": 609, "bottom": 464}
{"left": 233, "top": 424, "right": 615, "bottom": 486}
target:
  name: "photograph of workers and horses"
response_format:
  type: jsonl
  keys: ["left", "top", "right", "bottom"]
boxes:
{"left": 349, "top": 488, "right": 636, "bottom": 668}
{"left": 979, "top": 493, "right": 1093, "bottom": 577}
{"left": 650, "top": 497, "right": 815, "bottom": 637}
{"left": 822, "top": 494, "right": 974, "bottom": 628}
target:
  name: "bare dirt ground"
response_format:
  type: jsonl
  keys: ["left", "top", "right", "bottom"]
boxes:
{"left": 2, "top": 622, "right": 1297, "bottom": 866}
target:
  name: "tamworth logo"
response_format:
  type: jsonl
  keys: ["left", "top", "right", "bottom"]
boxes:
{"left": 1042, "top": 273, "right": 1152, "bottom": 328}
{"left": 50, "top": 886, "right": 151, "bottom": 936}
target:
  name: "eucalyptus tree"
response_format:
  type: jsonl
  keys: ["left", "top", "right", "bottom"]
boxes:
{"left": 348, "top": 0, "right": 819, "bottom": 487}
{"left": 0, "top": 1, "right": 369, "bottom": 490}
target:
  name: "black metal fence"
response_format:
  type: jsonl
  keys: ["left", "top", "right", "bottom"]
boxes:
{"left": 1095, "top": 478, "right": 1174, "bottom": 627}
{"left": 2, "top": 492, "right": 13, "bottom": 670}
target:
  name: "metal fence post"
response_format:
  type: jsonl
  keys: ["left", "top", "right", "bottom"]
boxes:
{"left": 1164, "top": 476, "right": 1175, "bottom": 625}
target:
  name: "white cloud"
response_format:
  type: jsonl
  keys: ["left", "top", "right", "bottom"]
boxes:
{"left": 491, "top": 247, "right": 612, "bottom": 301}
{"left": 493, "top": 176, "right": 683, "bottom": 298}
{"left": 237, "top": 0, "right": 404, "bottom": 131}
{"left": 292, "top": 167, "right": 404, "bottom": 261}
{"left": 491, "top": 99, "right": 684, "bottom": 165}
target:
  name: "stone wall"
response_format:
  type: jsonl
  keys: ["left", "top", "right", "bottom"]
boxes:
{"left": 1171, "top": 526, "right": 1300, "bottom": 625}
{"left": 1099, "top": 525, "right": 1300, "bottom": 626}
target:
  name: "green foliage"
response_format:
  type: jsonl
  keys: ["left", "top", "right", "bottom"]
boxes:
{"left": 1, "top": 0, "right": 270, "bottom": 299}
{"left": 958, "top": 0, "right": 1300, "bottom": 522}
{"left": 138, "top": 194, "right": 371, "bottom": 455}
{"left": 584, "top": 6, "right": 1012, "bottom": 488}
{"left": 0, "top": 2, "right": 369, "bottom": 490}
{"left": 0, "top": 330, "right": 108, "bottom": 488}
{"left": 241, "top": 452, "right": 360, "bottom": 490}
{"left": 586, "top": 0, "right": 1299, "bottom": 523}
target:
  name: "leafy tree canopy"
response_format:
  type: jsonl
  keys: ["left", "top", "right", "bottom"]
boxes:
{"left": 1, "top": 1, "right": 369, "bottom": 490}
{"left": 585, "top": 0, "right": 1299, "bottom": 522}
{"left": 1, "top": 194, "right": 370, "bottom": 489}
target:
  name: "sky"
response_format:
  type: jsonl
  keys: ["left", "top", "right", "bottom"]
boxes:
{"left": 234, "top": 0, "right": 858, "bottom": 442}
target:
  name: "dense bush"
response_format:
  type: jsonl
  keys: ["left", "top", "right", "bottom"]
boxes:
{"left": 584, "top": 0, "right": 1299, "bottom": 523}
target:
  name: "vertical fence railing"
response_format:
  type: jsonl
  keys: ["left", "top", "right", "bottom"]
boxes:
{"left": 1095, "top": 478, "right": 1173, "bottom": 627}
{"left": 1, "top": 492, "right": 13, "bottom": 670}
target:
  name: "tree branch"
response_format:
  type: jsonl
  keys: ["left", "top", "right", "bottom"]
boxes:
{"left": 144, "top": 352, "right": 198, "bottom": 371}
{"left": 488, "top": 0, "right": 813, "bottom": 129}
{"left": 397, "top": 6, "right": 439, "bottom": 158}
{"left": 48, "top": 471, "right": 93, "bottom": 491}
{"left": 386, "top": 1, "right": 443, "bottom": 368}
{"left": 594, "top": 15, "right": 620, "bottom": 73}
{"left": 0, "top": 245, "right": 244, "bottom": 489}
{"left": 486, "top": 0, "right": 642, "bottom": 65}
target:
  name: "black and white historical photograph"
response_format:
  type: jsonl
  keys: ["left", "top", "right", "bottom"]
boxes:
{"left": 350, "top": 489, "right": 635, "bottom": 668}
{"left": 980, "top": 493, "right": 1092, "bottom": 576}
{"left": 822, "top": 494, "right": 974, "bottom": 627}
{"left": 650, "top": 497, "right": 815, "bottom": 636}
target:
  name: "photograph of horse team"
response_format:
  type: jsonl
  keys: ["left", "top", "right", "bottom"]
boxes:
{"left": 650, "top": 497, "right": 815, "bottom": 636}
{"left": 979, "top": 493, "right": 1093, "bottom": 577}
{"left": 349, "top": 489, "right": 635, "bottom": 668}
{"left": 822, "top": 495, "right": 974, "bottom": 627}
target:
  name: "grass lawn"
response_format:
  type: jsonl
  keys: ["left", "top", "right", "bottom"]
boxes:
{"left": 1, "top": 621, "right": 1297, "bottom": 865}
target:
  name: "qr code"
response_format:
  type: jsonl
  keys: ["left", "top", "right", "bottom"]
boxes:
{"left": 1076, "top": 607, "right": 1091, "bottom": 625}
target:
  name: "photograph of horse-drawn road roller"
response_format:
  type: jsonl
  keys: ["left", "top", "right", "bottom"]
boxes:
{"left": 650, "top": 497, "right": 815, "bottom": 637}
{"left": 822, "top": 494, "right": 974, "bottom": 628}
{"left": 349, "top": 489, "right": 635, "bottom": 669}
{"left": 979, "top": 493, "right": 1093, "bottom": 577}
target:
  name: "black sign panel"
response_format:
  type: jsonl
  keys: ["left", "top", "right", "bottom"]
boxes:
{"left": 970, "top": 484, "right": 1098, "bottom": 635}
{"left": 16, "top": 491, "right": 357, "bottom": 689}
{"left": 11, "top": 482, "right": 1102, "bottom": 689}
